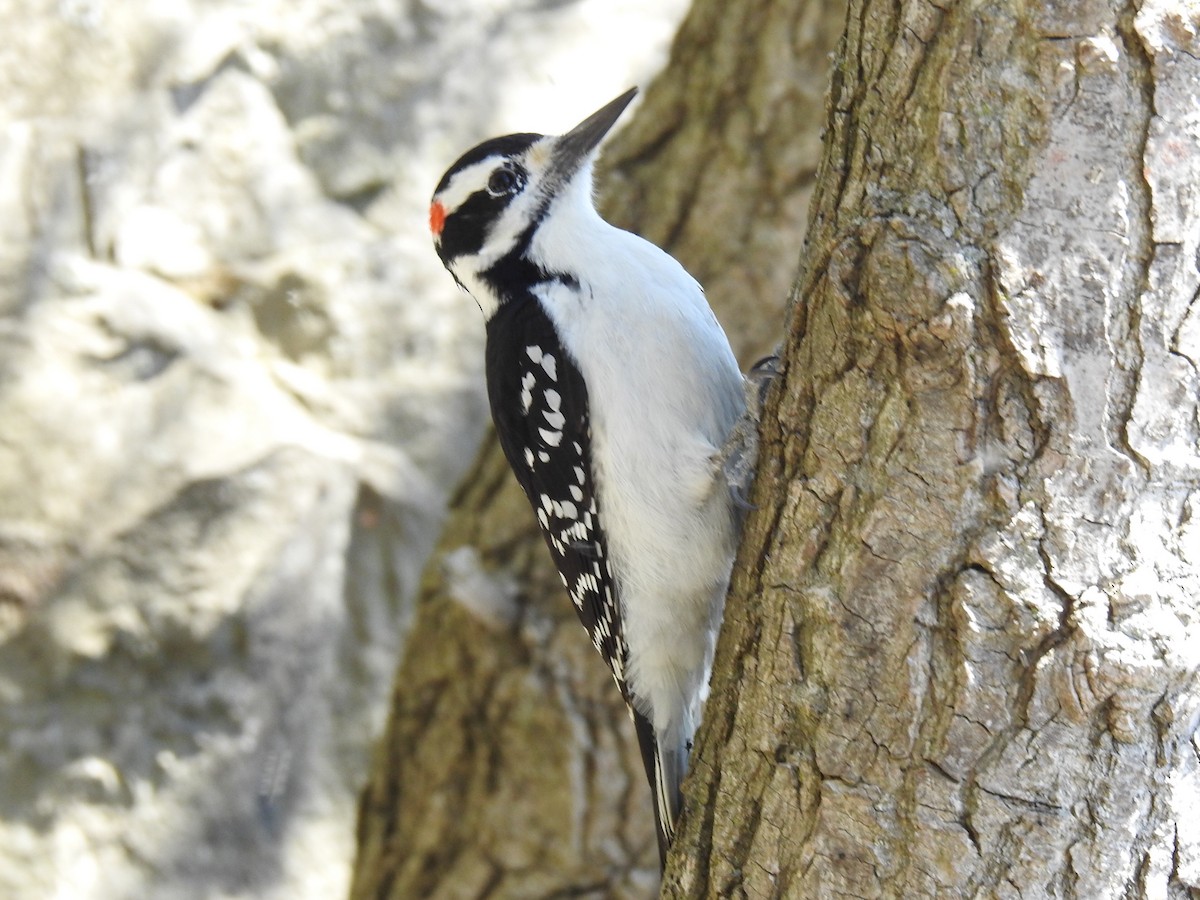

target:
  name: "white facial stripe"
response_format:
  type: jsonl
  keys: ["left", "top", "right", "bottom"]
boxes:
{"left": 435, "top": 157, "right": 501, "bottom": 216}
{"left": 474, "top": 189, "right": 542, "bottom": 268}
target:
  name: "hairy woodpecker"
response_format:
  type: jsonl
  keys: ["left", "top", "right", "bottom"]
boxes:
{"left": 429, "top": 88, "right": 745, "bottom": 867}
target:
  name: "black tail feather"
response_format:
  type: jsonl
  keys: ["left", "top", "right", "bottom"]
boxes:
{"left": 632, "top": 709, "right": 679, "bottom": 871}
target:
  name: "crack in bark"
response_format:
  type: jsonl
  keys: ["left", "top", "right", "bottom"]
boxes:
{"left": 1110, "top": 2, "right": 1158, "bottom": 479}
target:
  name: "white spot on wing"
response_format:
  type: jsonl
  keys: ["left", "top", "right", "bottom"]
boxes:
{"left": 520, "top": 371, "right": 536, "bottom": 412}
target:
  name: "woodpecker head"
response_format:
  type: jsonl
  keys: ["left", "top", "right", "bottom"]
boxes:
{"left": 429, "top": 88, "right": 637, "bottom": 318}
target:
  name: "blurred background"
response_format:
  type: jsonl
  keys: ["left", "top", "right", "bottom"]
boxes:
{"left": 0, "top": 1, "right": 689, "bottom": 896}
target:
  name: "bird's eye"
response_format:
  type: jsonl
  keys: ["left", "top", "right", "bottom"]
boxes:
{"left": 487, "top": 167, "right": 521, "bottom": 197}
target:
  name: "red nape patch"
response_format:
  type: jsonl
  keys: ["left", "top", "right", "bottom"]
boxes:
{"left": 429, "top": 201, "right": 446, "bottom": 236}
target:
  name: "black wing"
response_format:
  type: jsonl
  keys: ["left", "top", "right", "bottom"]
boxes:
{"left": 484, "top": 293, "right": 628, "bottom": 690}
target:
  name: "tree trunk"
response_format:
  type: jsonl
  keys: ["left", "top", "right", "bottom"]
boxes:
{"left": 666, "top": 0, "right": 1200, "bottom": 897}
{"left": 349, "top": 0, "right": 843, "bottom": 896}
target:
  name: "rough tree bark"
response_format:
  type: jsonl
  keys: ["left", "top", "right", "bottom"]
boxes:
{"left": 349, "top": 0, "right": 843, "bottom": 896}
{"left": 666, "top": 0, "right": 1200, "bottom": 897}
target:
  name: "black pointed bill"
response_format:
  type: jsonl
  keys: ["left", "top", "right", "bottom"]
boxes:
{"left": 546, "top": 87, "right": 637, "bottom": 188}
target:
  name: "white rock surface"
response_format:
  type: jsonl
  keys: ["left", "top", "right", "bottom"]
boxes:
{"left": 0, "top": 0, "right": 687, "bottom": 896}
